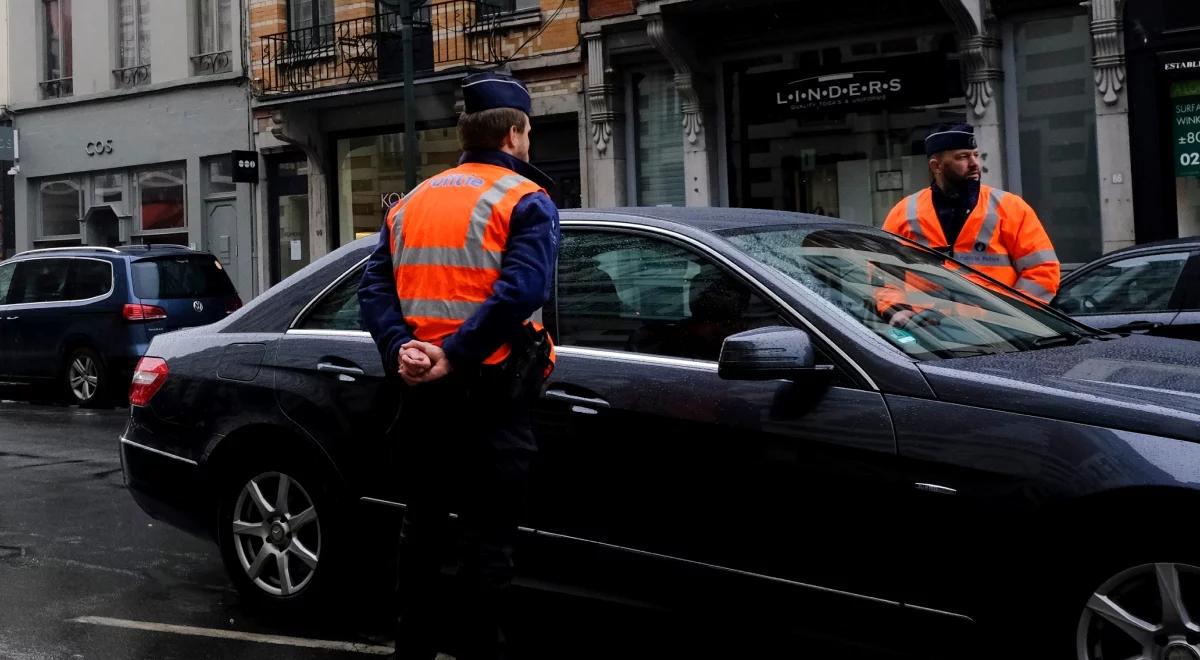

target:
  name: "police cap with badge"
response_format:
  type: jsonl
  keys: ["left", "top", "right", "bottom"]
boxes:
{"left": 462, "top": 71, "right": 532, "bottom": 115}
{"left": 925, "top": 122, "right": 977, "bottom": 157}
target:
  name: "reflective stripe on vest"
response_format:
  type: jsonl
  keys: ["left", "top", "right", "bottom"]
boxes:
{"left": 1015, "top": 277, "right": 1054, "bottom": 302}
{"left": 971, "top": 189, "right": 1007, "bottom": 251}
{"left": 905, "top": 193, "right": 926, "bottom": 245}
{"left": 1014, "top": 248, "right": 1058, "bottom": 273}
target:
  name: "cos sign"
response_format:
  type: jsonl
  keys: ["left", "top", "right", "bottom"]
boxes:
{"left": 85, "top": 140, "right": 114, "bottom": 156}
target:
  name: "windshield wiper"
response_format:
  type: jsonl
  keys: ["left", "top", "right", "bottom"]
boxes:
{"left": 1032, "top": 331, "right": 1086, "bottom": 349}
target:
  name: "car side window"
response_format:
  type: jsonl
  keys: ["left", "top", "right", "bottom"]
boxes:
{"left": 1054, "top": 252, "right": 1191, "bottom": 315}
{"left": 66, "top": 259, "right": 114, "bottom": 301}
{"left": 10, "top": 259, "right": 71, "bottom": 305}
{"left": 296, "top": 267, "right": 364, "bottom": 331}
{"left": 0, "top": 262, "right": 15, "bottom": 304}
{"left": 555, "top": 231, "right": 790, "bottom": 361}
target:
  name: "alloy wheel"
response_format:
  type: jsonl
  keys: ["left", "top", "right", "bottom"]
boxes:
{"left": 231, "top": 471, "right": 321, "bottom": 597}
{"left": 1077, "top": 562, "right": 1200, "bottom": 660}
{"left": 69, "top": 356, "right": 99, "bottom": 402}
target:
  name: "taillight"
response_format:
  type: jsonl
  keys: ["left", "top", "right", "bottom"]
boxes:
{"left": 123, "top": 304, "right": 168, "bottom": 321}
{"left": 130, "top": 357, "right": 169, "bottom": 407}
{"left": 227, "top": 298, "right": 243, "bottom": 314}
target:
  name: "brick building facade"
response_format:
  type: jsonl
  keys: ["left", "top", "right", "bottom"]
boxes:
{"left": 249, "top": 0, "right": 583, "bottom": 286}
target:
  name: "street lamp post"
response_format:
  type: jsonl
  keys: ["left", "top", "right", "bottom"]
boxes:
{"left": 401, "top": 0, "right": 419, "bottom": 193}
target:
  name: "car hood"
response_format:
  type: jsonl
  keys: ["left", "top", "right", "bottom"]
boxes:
{"left": 918, "top": 335, "right": 1200, "bottom": 442}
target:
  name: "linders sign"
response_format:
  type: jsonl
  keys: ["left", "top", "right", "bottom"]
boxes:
{"left": 744, "top": 52, "right": 955, "bottom": 122}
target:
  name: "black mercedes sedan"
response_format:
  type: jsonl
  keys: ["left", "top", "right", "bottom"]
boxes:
{"left": 121, "top": 208, "right": 1200, "bottom": 659}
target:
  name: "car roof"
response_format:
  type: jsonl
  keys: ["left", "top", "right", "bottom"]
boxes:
{"left": 1096, "top": 236, "right": 1200, "bottom": 259}
{"left": 560, "top": 207, "right": 844, "bottom": 234}
{"left": 6, "top": 245, "right": 210, "bottom": 262}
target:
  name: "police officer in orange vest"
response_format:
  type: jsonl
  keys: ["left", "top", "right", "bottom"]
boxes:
{"left": 358, "top": 71, "right": 559, "bottom": 660}
{"left": 881, "top": 123, "right": 1060, "bottom": 326}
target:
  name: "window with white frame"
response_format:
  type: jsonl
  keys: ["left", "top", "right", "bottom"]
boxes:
{"left": 115, "top": 0, "right": 151, "bottom": 86}
{"left": 40, "top": 0, "right": 73, "bottom": 98}
{"left": 38, "top": 177, "right": 84, "bottom": 239}
{"left": 195, "top": 0, "right": 233, "bottom": 74}
{"left": 288, "top": 0, "right": 335, "bottom": 47}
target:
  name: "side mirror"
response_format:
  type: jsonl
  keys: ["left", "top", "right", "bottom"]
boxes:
{"left": 717, "top": 326, "right": 835, "bottom": 381}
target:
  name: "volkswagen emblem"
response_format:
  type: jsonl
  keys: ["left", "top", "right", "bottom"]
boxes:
{"left": 193, "top": 301, "right": 204, "bottom": 313}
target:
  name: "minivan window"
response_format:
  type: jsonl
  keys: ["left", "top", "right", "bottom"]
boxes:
{"left": 10, "top": 259, "right": 71, "bottom": 304}
{"left": 132, "top": 256, "right": 237, "bottom": 299}
{"left": 66, "top": 259, "right": 114, "bottom": 300}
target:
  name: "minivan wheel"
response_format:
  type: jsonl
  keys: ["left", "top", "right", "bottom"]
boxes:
{"left": 1076, "top": 562, "right": 1200, "bottom": 660}
{"left": 64, "top": 347, "right": 107, "bottom": 407}
{"left": 217, "top": 461, "right": 344, "bottom": 614}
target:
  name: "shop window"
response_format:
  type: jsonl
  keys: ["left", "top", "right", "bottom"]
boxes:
{"left": 631, "top": 70, "right": 685, "bottom": 207}
{"left": 93, "top": 172, "right": 128, "bottom": 213}
{"left": 136, "top": 166, "right": 187, "bottom": 232}
{"left": 1011, "top": 13, "right": 1100, "bottom": 264}
{"left": 38, "top": 177, "right": 84, "bottom": 238}
{"left": 336, "top": 128, "right": 459, "bottom": 246}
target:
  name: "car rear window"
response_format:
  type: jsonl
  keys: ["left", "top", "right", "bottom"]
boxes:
{"left": 132, "top": 256, "right": 236, "bottom": 299}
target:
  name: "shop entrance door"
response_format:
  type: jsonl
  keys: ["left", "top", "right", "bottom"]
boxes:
{"left": 268, "top": 154, "right": 311, "bottom": 285}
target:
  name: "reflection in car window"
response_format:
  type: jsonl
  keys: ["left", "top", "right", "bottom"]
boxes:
{"left": 10, "top": 259, "right": 71, "bottom": 304}
{"left": 1053, "top": 252, "right": 1190, "bottom": 315}
{"left": 722, "top": 225, "right": 1082, "bottom": 360}
{"left": 297, "top": 267, "right": 364, "bottom": 331}
{"left": 132, "top": 256, "right": 237, "bottom": 299}
{"left": 556, "top": 231, "right": 788, "bottom": 361}
{"left": 0, "top": 262, "right": 15, "bottom": 304}
{"left": 66, "top": 259, "right": 114, "bottom": 300}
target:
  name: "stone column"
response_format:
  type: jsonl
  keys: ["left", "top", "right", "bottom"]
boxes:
{"left": 939, "top": 0, "right": 1007, "bottom": 188}
{"left": 1089, "top": 0, "right": 1136, "bottom": 252}
{"left": 641, "top": 2, "right": 718, "bottom": 206}
{"left": 584, "top": 30, "right": 627, "bottom": 207}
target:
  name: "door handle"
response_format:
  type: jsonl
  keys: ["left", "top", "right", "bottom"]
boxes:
{"left": 4, "top": 316, "right": 17, "bottom": 320}
{"left": 544, "top": 389, "right": 610, "bottom": 410}
{"left": 316, "top": 362, "right": 365, "bottom": 378}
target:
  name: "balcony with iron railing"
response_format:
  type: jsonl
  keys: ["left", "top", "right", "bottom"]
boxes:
{"left": 257, "top": 0, "right": 505, "bottom": 96}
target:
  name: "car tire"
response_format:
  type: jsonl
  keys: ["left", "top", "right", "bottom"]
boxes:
{"left": 217, "top": 457, "right": 346, "bottom": 615}
{"left": 63, "top": 347, "right": 108, "bottom": 408}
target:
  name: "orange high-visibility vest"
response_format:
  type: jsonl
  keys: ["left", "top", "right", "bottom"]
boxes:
{"left": 882, "top": 184, "right": 1060, "bottom": 302}
{"left": 386, "top": 162, "right": 552, "bottom": 366}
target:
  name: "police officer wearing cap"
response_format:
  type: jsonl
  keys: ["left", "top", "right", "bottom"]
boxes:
{"left": 881, "top": 123, "right": 1060, "bottom": 325}
{"left": 358, "top": 71, "right": 559, "bottom": 660}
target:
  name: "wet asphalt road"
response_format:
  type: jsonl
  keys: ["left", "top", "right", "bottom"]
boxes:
{"left": 0, "top": 396, "right": 922, "bottom": 660}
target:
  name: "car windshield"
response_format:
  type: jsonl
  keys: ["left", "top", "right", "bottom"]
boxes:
{"left": 723, "top": 224, "right": 1086, "bottom": 360}
{"left": 132, "top": 256, "right": 237, "bottom": 299}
